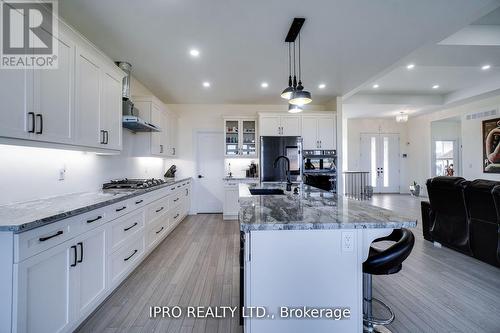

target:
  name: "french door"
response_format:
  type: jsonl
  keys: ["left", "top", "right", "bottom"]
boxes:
{"left": 360, "top": 133, "right": 400, "bottom": 193}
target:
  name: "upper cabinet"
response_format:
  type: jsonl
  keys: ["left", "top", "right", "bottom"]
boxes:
{"left": 259, "top": 115, "right": 300, "bottom": 136}
{"left": 301, "top": 115, "right": 336, "bottom": 150}
{"left": 224, "top": 118, "right": 257, "bottom": 157}
{"left": 0, "top": 19, "right": 125, "bottom": 153}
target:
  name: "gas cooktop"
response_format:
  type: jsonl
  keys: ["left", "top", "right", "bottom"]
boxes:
{"left": 102, "top": 178, "right": 166, "bottom": 190}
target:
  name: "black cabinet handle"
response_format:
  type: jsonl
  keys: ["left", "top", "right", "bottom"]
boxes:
{"left": 155, "top": 207, "right": 164, "bottom": 213}
{"left": 135, "top": 199, "right": 143, "bottom": 205}
{"left": 100, "top": 130, "right": 105, "bottom": 144}
{"left": 124, "top": 249, "right": 138, "bottom": 261}
{"left": 155, "top": 227, "right": 164, "bottom": 234}
{"left": 105, "top": 131, "right": 109, "bottom": 144}
{"left": 124, "top": 222, "right": 138, "bottom": 232}
{"left": 70, "top": 245, "right": 77, "bottom": 267}
{"left": 174, "top": 198, "right": 179, "bottom": 202}
{"left": 35, "top": 114, "right": 43, "bottom": 134}
{"left": 28, "top": 112, "right": 35, "bottom": 133}
{"left": 87, "top": 215, "right": 102, "bottom": 224}
{"left": 174, "top": 213, "right": 180, "bottom": 219}
{"left": 116, "top": 206, "right": 127, "bottom": 212}
{"left": 77, "top": 242, "right": 83, "bottom": 263}
{"left": 177, "top": 185, "right": 181, "bottom": 188}
{"left": 171, "top": 188, "right": 176, "bottom": 191}
{"left": 39, "top": 230, "right": 63, "bottom": 242}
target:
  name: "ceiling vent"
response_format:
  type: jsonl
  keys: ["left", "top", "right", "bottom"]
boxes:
{"left": 465, "top": 109, "right": 497, "bottom": 120}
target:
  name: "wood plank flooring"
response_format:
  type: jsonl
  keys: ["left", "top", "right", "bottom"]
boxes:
{"left": 76, "top": 195, "right": 500, "bottom": 333}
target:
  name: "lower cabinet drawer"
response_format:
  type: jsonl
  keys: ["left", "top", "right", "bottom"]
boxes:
{"left": 109, "top": 233, "right": 145, "bottom": 286}
{"left": 171, "top": 204, "right": 183, "bottom": 227}
{"left": 169, "top": 191, "right": 182, "bottom": 208}
{"left": 109, "top": 209, "right": 145, "bottom": 253}
{"left": 146, "top": 196, "right": 169, "bottom": 223}
{"left": 147, "top": 216, "right": 169, "bottom": 249}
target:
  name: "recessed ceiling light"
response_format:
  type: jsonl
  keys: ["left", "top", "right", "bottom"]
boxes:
{"left": 372, "top": 84, "right": 379, "bottom": 89}
{"left": 318, "top": 83, "right": 326, "bottom": 89}
{"left": 432, "top": 84, "right": 440, "bottom": 89}
{"left": 202, "top": 81, "right": 210, "bottom": 88}
{"left": 406, "top": 63, "right": 415, "bottom": 70}
{"left": 481, "top": 64, "right": 491, "bottom": 70}
{"left": 189, "top": 49, "right": 200, "bottom": 57}
{"left": 261, "top": 82, "right": 269, "bottom": 88}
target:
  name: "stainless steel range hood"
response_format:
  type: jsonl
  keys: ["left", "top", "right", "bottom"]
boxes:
{"left": 117, "top": 62, "right": 162, "bottom": 133}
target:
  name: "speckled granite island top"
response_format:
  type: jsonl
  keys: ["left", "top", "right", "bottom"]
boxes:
{"left": 0, "top": 177, "right": 191, "bottom": 233}
{"left": 239, "top": 182, "right": 417, "bottom": 232}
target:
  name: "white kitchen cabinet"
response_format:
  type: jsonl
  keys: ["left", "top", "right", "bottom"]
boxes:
{"left": 30, "top": 32, "right": 75, "bottom": 144}
{"left": 223, "top": 179, "right": 258, "bottom": 220}
{"left": 224, "top": 117, "right": 257, "bottom": 157}
{"left": 167, "top": 110, "right": 178, "bottom": 156}
{"left": 100, "top": 67, "right": 123, "bottom": 150}
{"left": 73, "top": 226, "right": 107, "bottom": 319}
{"left": 0, "top": 65, "right": 30, "bottom": 140}
{"left": 301, "top": 115, "right": 336, "bottom": 150}
{"left": 13, "top": 239, "right": 74, "bottom": 333}
{"left": 259, "top": 115, "right": 300, "bottom": 136}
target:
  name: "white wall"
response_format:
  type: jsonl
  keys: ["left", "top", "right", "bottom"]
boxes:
{"left": 0, "top": 76, "right": 172, "bottom": 206}
{"left": 407, "top": 93, "right": 500, "bottom": 196}
{"left": 347, "top": 118, "right": 409, "bottom": 193}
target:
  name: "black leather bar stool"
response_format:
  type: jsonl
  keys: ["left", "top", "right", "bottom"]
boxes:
{"left": 362, "top": 228, "right": 415, "bottom": 333}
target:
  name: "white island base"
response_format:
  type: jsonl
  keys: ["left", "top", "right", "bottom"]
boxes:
{"left": 243, "top": 228, "right": 394, "bottom": 333}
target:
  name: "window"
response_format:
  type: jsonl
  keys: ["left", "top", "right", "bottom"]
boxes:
{"left": 435, "top": 141, "right": 455, "bottom": 176}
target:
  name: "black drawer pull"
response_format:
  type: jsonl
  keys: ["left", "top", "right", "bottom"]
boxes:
{"left": 174, "top": 198, "right": 179, "bottom": 202}
{"left": 39, "top": 230, "right": 63, "bottom": 242}
{"left": 177, "top": 185, "right": 181, "bottom": 188}
{"left": 77, "top": 242, "right": 83, "bottom": 263}
{"left": 155, "top": 227, "right": 164, "bottom": 234}
{"left": 135, "top": 199, "right": 144, "bottom": 205}
{"left": 35, "top": 114, "right": 43, "bottom": 134}
{"left": 174, "top": 213, "right": 180, "bottom": 219}
{"left": 70, "top": 245, "right": 77, "bottom": 267}
{"left": 124, "top": 222, "right": 138, "bottom": 232}
{"left": 116, "top": 206, "right": 127, "bottom": 212}
{"left": 171, "top": 188, "right": 176, "bottom": 191}
{"left": 86, "top": 215, "right": 102, "bottom": 224}
{"left": 28, "top": 112, "right": 35, "bottom": 133}
{"left": 124, "top": 249, "right": 138, "bottom": 261}
{"left": 155, "top": 207, "right": 164, "bottom": 213}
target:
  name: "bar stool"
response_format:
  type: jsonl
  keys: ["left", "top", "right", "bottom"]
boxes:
{"left": 362, "top": 228, "right": 415, "bottom": 333}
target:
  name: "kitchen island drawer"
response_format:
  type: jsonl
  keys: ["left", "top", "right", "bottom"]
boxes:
{"left": 108, "top": 233, "right": 145, "bottom": 287}
{"left": 109, "top": 209, "right": 145, "bottom": 253}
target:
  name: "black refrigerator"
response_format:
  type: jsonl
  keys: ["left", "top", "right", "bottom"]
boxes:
{"left": 260, "top": 136, "right": 302, "bottom": 182}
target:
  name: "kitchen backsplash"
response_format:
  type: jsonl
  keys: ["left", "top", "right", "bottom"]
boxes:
{"left": 224, "top": 158, "right": 258, "bottom": 178}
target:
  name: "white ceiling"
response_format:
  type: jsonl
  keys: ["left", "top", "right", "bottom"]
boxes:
{"left": 59, "top": 0, "right": 500, "bottom": 104}
{"left": 345, "top": 6, "right": 500, "bottom": 119}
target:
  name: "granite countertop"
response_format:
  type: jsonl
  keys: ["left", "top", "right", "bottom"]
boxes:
{"left": 239, "top": 182, "right": 416, "bottom": 232}
{"left": 223, "top": 177, "right": 259, "bottom": 181}
{"left": 0, "top": 177, "right": 192, "bottom": 233}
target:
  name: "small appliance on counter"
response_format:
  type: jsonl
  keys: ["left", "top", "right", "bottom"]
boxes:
{"left": 246, "top": 161, "right": 258, "bottom": 178}
{"left": 164, "top": 165, "right": 177, "bottom": 178}
{"left": 302, "top": 150, "right": 337, "bottom": 192}
{"left": 102, "top": 178, "right": 166, "bottom": 190}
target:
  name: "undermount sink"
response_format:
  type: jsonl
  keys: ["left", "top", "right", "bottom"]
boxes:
{"left": 249, "top": 188, "right": 285, "bottom": 195}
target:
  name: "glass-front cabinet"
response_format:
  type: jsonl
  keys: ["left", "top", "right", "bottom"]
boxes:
{"left": 224, "top": 118, "right": 257, "bottom": 157}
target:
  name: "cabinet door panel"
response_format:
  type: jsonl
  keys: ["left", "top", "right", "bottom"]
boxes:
{"left": 32, "top": 33, "right": 74, "bottom": 143}
{"left": 75, "top": 48, "right": 101, "bottom": 147}
{"left": 150, "top": 104, "right": 163, "bottom": 155}
{"left": 317, "top": 116, "right": 335, "bottom": 149}
{"left": 301, "top": 117, "right": 318, "bottom": 149}
{"left": 75, "top": 227, "right": 106, "bottom": 318}
{"left": 101, "top": 70, "right": 123, "bottom": 150}
{"left": 14, "top": 242, "right": 73, "bottom": 333}
{"left": 281, "top": 116, "right": 301, "bottom": 136}
{"left": 259, "top": 116, "right": 281, "bottom": 136}
{"left": 0, "top": 68, "right": 30, "bottom": 139}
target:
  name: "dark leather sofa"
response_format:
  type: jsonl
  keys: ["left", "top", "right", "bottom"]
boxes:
{"left": 421, "top": 177, "right": 500, "bottom": 267}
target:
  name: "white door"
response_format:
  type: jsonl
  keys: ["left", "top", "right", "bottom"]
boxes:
{"left": 317, "top": 116, "right": 336, "bottom": 149}
{"left": 74, "top": 226, "right": 106, "bottom": 318}
{"left": 14, "top": 241, "right": 74, "bottom": 333}
{"left": 281, "top": 116, "right": 301, "bottom": 136}
{"left": 259, "top": 116, "right": 281, "bottom": 136}
{"left": 301, "top": 116, "right": 318, "bottom": 149}
{"left": 196, "top": 131, "right": 224, "bottom": 213}
{"left": 360, "top": 133, "right": 400, "bottom": 193}
{"left": 31, "top": 32, "right": 74, "bottom": 144}
{"left": 100, "top": 69, "right": 123, "bottom": 150}
{"left": 75, "top": 46, "right": 101, "bottom": 147}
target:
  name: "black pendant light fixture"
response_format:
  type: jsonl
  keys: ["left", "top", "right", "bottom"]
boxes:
{"left": 281, "top": 18, "right": 312, "bottom": 107}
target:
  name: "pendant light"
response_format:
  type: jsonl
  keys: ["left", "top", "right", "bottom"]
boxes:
{"left": 281, "top": 43, "right": 294, "bottom": 100}
{"left": 289, "top": 33, "right": 312, "bottom": 106}
{"left": 288, "top": 104, "right": 302, "bottom": 113}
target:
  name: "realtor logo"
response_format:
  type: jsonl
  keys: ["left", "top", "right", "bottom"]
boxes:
{"left": 1, "top": 0, "right": 58, "bottom": 68}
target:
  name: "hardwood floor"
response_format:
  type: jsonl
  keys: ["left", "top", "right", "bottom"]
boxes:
{"left": 77, "top": 195, "right": 500, "bottom": 333}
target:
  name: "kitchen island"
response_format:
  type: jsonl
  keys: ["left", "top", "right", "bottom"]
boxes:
{"left": 239, "top": 182, "right": 416, "bottom": 333}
